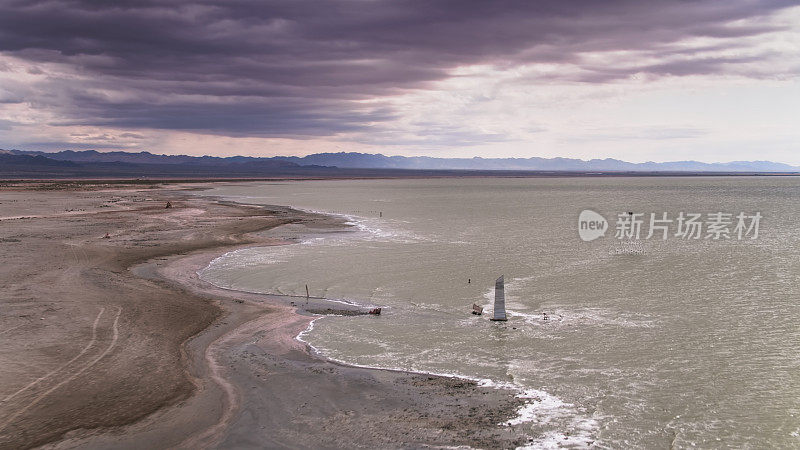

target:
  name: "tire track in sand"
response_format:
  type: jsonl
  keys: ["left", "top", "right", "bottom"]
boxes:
{"left": 0, "top": 323, "right": 27, "bottom": 337}
{"left": 175, "top": 315, "right": 242, "bottom": 450}
{"left": 1, "top": 307, "right": 106, "bottom": 405}
{"left": 176, "top": 307, "right": 312, "bottom": 449}
{"left": 0, "top": 307, "right": 121, "bottom": 433}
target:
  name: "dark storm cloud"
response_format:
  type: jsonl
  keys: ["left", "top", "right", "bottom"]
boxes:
{"left": 0, "top": 0, "right": 795, "bottom": 137}
{"left": 45, "top": 86, "right": 398, "bottom": 136}
{"left": 9, "top": 140, "right": 133, "bottom": 151}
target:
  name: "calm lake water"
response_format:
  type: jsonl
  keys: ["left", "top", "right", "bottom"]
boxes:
{"left": 198, "top": 177, "right": 800, "bottom": 448}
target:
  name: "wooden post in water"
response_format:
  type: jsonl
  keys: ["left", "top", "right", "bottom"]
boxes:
{"left": 305, "top": 284, "right": 310, "bottom": 305}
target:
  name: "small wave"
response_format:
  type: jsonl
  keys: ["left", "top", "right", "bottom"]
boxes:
{"left": 474, "top": 382, "right": 600, "bottom": 448}
{"left": 291, "top": 206, "right": 428, "bottom": 243}
{"left": 296, "top": 318, "right": 599, "bottom": 448}
{"left": 344, "top": 217, "right": 427, "bottom": 243}
{"left": 317, "top": 296, "right": 381, "bottom": 308}
{"left": 200, "top": 247, "right": 292, "bottom": 272}
{"left": 510, "top": 311, "right": 565, "bottom": 324}
{"left": 408, "top": 302, "right": 448, "bottom": 312}
{"left": 470, "top": 300, "right": 653, "bottom": 329}
{"left": 524, "top": 307, "right": 655, "bottom": 329}
{"left": 296, "top": 316, "right": 323, "bottom": 348}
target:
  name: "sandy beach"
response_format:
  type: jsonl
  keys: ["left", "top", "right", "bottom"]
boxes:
{"left": 0, "top": 182, "right": 528, "bottom": 449}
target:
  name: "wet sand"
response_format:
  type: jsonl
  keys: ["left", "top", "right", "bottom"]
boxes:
{"left": 0, "top": 181, "right": 528, "bottom": 449}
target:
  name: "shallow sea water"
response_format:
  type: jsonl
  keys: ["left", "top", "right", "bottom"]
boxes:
{"left": 198, "top": 177, "right": 800, "bottom": 448}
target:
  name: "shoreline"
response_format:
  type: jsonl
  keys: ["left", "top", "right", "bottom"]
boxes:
{"left": 0, "top": 182, "right": 531, "bottom": 449}
{"left": 184, "top": 190, "right": 524, "bottom": 390}
{"left": 178, "top": 188, "right": 586, "bottom": 446}
{"left": 143, "top": 190, "right": 535, "bottom": 448}
{"left": 0, "top": 183, "right": 308, "bottom": 449}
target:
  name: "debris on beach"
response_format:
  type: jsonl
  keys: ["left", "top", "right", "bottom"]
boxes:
{"left": 472, "top": 303, "right": 483, "bottom": 315}
{"left": 369, "top": 307, "right": 381, "bottom": 315}
{"left": 306, "top": 307, "right": 371, "bottom": 316}
{"left": 165, "top": 201, "right": 172, "bottom": 209}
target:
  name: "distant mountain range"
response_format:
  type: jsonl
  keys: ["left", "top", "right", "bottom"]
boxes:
{"left": 271, "top": 152, "right": 800, "bottom": 172}
{"left": 1, "top": 149, "right": 798, "bottom": 178}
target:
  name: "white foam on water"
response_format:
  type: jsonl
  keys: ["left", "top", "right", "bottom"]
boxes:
{"left": 201, "top": 246, "right": 292, "bottom": 271}
{"left": 408, "top": 301, "right": 448, "bottom": 312}
{"left": 292, "top": 207, "right": 429, "bottom": 243}
{"left": 296, "top": 316, "right": 323, "bottom": 345}
{"left": 324, "top": 295, "right": 383, "bottom": 308}
{"left": 475, "top": 380, "right": 599, "bottom": 448}
{"left": 491, "top": 305, "right": 654, "bottom": 329}
{"left": 299, "top": 236, "right": 326, "bottom": 245}
{"left": 297, "top": 315, "right": 599, "bottom": 449}
{"left": 517, "top": 425, "right": 599, "bottom": 450}
{"left": 507, "top": 389, "right": 599, "bottom": 448}
{"left": 539, "top": 307, "right": 654, "bottom": 329}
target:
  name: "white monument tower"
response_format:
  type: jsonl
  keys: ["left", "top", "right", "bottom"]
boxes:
{"left": 491, "top": 275, "right": 507, "bottom": 321}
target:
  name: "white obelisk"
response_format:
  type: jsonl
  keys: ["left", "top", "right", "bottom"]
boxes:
{"left": 491, "top": 275, "right": 507, "bottom": 321}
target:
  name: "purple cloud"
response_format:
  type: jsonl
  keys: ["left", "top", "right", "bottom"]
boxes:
{"left": 0, "top": 0, "right": 796, "bottom": 138}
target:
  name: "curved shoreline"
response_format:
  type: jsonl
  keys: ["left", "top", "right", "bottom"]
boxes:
{"left": 6, "top": 183, "right": 531, "bottom": 449}
{"left": 147, "top": 202, "right": 533, "bottom": 448}
{"left": 127, "top": 223, "right": 531, "bottom": 449}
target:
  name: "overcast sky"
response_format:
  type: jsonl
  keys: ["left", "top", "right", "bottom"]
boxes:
{"left": 1, "top": 1, "right": 798, "bottom": 162}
